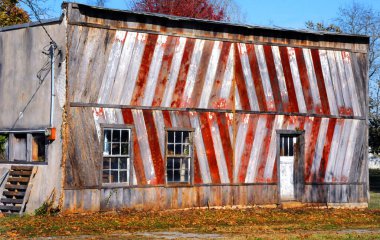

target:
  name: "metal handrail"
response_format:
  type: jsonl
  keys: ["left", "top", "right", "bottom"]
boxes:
{"left": 0, "top": 170, "right": 9, "bottom": 188}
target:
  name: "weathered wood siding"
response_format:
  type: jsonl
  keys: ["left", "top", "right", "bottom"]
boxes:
{"left": 65, "top": 3, "right": 368, "bottom": 53}
{"left": 68, "top": 29, "right": 367, "bottom": 119}
{"left": 63, "top": 3, "right": 369, "bottom": 211}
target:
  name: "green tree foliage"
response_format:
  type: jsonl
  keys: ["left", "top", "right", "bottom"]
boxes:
{"left": 305, "top": 21, "right": 342, "bottom": 33}
{"left": 369, "top": 117, "right": 380, "bottom": 155}
{"left": 0, "top": 0, "right": 30, "bottom": 27}
{"left": 0, "top": 135, "right": 8, "bottom": 161}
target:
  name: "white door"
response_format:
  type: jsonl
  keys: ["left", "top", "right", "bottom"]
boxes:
{"left": 280, "top": 135, "right": 297, "bottom": 201}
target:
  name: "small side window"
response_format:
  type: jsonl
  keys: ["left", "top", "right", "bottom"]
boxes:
{"left": 0, "top": 133, "right": 46, "bottom": 163}
{"left": 166, "top": 130, "right": 193, "bottom": 184}
{"left": 102, "top": 128, "right": 132, "bottom": 184}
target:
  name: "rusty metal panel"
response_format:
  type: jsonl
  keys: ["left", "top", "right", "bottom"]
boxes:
{"left": 70, "top": 28, "right": 368, "bottom": 120}
{"left": 90, "top": 108, "right": 367, "bottom": 187}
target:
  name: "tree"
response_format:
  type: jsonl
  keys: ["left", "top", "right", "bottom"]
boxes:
{"left": 91, "top": 0, "right": 107, "bottom": 7}
{"left": 126, "top": 0, "right": 241, "bottom": 22}
{"left": 0, "top": 0, "right": 30, "bottom": 27}
{"left": 306, "top": 2, "right": 380, "bottom": 154}
{"left": 369, "top": 117, "right": 380, "bottom": 155}
{"left": 305, "top": 21, "right": 341, "bottom": 33}
{"left": 306, "top": 2, "right": 380, "bottom": 114}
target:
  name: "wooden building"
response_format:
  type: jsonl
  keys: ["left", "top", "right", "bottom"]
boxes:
{"left": 0, "top": 3, "right": 369, "bottom": 214}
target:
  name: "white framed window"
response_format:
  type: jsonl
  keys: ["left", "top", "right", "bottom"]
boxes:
{"left": 166, "top": 129, "right": 193, "bottom": 184}
{"left": 102, "top": 127, "right": 132, "bottom": 184}
{"left": 0, "top": 133, "right": 46, "bottom": 163}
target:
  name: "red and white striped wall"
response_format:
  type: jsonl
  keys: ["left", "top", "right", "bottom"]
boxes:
{"left": 85, "top": 30, "right": 366, "bottom": 118}
{"left": 93, "top": 108, "right": 366, "bottom": 186}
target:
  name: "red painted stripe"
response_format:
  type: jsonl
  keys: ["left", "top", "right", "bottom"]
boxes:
{"left": 295, "top": 48, "right": 314, "bottom": 113}
{"left": 187, "top": 40, "right": 215, "bottom": 107}
{"left": 152, "top": 37, "right": 178, "bottom": 107}
{"left": 177, "top": 111, "right": 192, "bottom": 128}
{"left": 121, "top": 108, "right": 147, "bottom": 185}
{"left": 298, "top": 117, "right": 306, "bottom": 130}
{"left": 143, "top": 111, "right": 165, "bottom": 184}
{"left": 238, "top": 115, "right": 258, "bottom": 183}
{"left": 311, "top": 49, "right": 330, "bottom": 115}
{"left": 255, "top": 115, "right": 275, "bottom": 183}
{"left": 318, "top": 118, "right": 337, "bottom": 182}
{"left": 279, "top": 47, "right": 299, "bottom": 113}
{"left": 199, "top": 112, "right": 221, "bottom": 183}
{"left": 304, "top": 117, "right": 322, "bottom": 182}
{"left": 130, "top": 34, "right": 159, "bottom": 106}
{"left": 209, "top": 42, "right": 232, "bottom": 109}
{"left": 235, "top": 44, "right": 251, "bottom": 110}
{"left": 263, "top": 45, "right": 283, "bottom": 112}
{"left": 246, "top": 44, "right": 267, "bottom": 111}
{"left": 171, "top": 38, "right": 196, "bottom": 108}
{"left": 216, "top": 112, "right": 234, "bottom": 182}
{"left": 162, "top": 111, "right": 172, "bottom": 127}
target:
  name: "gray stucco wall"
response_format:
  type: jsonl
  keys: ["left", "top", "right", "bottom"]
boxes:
{"left": 0, "top": 19, "right": 67, "bottom": 213}
{"left": 0, "top": 21, "right": 66, "bottom": 129}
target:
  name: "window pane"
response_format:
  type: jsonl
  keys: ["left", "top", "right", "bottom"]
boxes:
{"left": 183, "top": 144, "right": 190, "bottom": 156}
{"left": 32, "top": 134, "right": 45, "bottom": 162}
{"left": 289, "top": 137, "right": 294, "bottom": 156}
{"left": 167, "top": 170, "right": 173, "bottom": 182}
{"left": 112, "top": 143, "right": 120, "bottom": 155}
{"left": 183, "top": 132, "right": 190, "bottom": 143}
{"left": 173, "top": 170, "right": 180, "bottom": 182}
{"left": 111, "top": 158, "right": 118, "bottom": 170}
{"left": 110, "top": 171, "right": 118, "bottom": 183}
{"left": 120, "top": 171, "right": 128, "bottom": 183}
{"left": 119, "top": 158, "right": 128, "bottom": 170}
{"left": 121, "top": 143, "right": 129, "bottom": 155}
{"left": 13, "top": 134, "right": 27, "bottom": 161}
{"left": 168, "top": 132, "right": 174, "bottom": 143}
{"left": 167, "top": 144, "right": 175, "bottom": 155}
{"left": 173, "top": 159, "right": 180, "bottom": 169}
{"left": 104, "top": 130, "right": 111, "bottom": 143}
{"left": 182, "top": 158, "right": 189, "bottom": 169}
{"left": 103, "top": 170, "right": 110, "bottom": 183}
{"left": 175, "top": 144, "right": 182, "bottom": 155}
{"left": 121, "top": 130, "right": 129, "bottom": 143}
{"left": 104, "top": 143, "right": 111, "bottom": 156}
{"left": 175, "top": 132, "right": 182, "bottom": 143}
{"left": 103, "top": 158, "right": 111, "bottom": 170}
{"left": 284, "top": 136, "right": 289, "bottom": 156}
{"left": 112, "top": 130, "right": 120, "bottom": 142}
{"left": 0, "top": 135, "right": 8, "bottom": 162}
{"left": 167, "top": 158, "right": 173, "bottom": 169}
{"left": 183, "top": 171, "right": 189, "bottom": 182}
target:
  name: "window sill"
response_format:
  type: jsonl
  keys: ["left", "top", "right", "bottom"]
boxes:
{"left": 165, "top": 182, "right": 192, "bottom": 187}
{"left": 0, "top": 161, "right": 47, "bottom": 165}
{"left": 102, "top": 182, "right": 131, "bottom": 188}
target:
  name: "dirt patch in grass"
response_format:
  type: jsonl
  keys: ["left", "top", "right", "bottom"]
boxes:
{"left": 0, "top": 208, "right": 379, "bottom": 239}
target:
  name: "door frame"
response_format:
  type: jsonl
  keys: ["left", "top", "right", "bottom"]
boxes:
{"left": 276, "top": 130, "right": 305, "bottom": 204}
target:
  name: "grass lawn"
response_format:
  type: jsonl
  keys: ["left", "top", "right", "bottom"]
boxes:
{"left": 0, "top": 208, "right": 379, "bottom": 239}
{"left": 369, "top": 192, "right": 380, "bottom": 209}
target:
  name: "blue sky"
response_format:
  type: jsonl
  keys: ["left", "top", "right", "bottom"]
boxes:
{"left": 33, "top": 0, "right": 380, "bottom": 29}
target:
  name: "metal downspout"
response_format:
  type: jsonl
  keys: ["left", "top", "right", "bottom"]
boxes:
{"left": 50, "top": 42, "right": 57, "bottom": 128}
